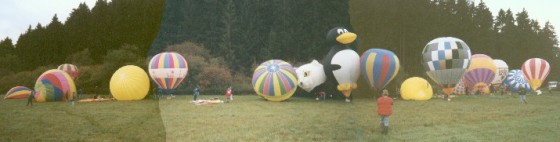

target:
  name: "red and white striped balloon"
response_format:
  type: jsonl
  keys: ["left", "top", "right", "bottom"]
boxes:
{"left": 521, "top": 58, "right": 550, "bottom": 90}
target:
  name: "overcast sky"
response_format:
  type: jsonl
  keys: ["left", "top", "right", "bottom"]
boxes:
{"left": 1, "top": 0, "right": 559, "bottom": 44}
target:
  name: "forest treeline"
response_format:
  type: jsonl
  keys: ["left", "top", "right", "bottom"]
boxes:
{"left": 0, "top": 0, "right": 558, "bottom": 93}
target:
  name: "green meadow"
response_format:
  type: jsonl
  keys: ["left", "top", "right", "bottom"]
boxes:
{"left": 2, "top": 93, "right": 560, "bottom": 141}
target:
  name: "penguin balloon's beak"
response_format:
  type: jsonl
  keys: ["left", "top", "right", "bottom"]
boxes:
{"left": 336, "top": 32, "right": 357, "bottom": 44}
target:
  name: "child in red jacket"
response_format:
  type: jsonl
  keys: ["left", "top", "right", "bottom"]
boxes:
{"left": 225, "top": 87, "right": 232, "bottom": 103}
{"left": 377, "top": 89, "right": 393, "bottom": 134}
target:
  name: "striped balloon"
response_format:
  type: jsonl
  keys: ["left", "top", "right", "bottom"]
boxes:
{"left": 463, "top": 68, "right": 495, "bottom": 91}
{"left": 34, "top": 69, "right": 76, "bottom": 102}
{"left": 522, "top": 58, "right": 550, "bottom": 91}
{"left": 148, "top": 52, "right": 188, "bottom": 90}
{"left": 504, "top": 70, "right": 531, "bottom": 92}
{"left": 360, "top": 48, "right": 400, "bottom": 90}
{"left": 4, "top": 86, "right": 33, "bottom": 99}
{"left": 422, "top": 37, "right": 471, "bottom": 95}
{"left": 57, "top": 64, "right": 80, "bottom": 80}
{"left": 252, "top": 60, "right": 298, "bottom": 102}
{"left": 462, "top": 54, "right": 496, "bottom": 94}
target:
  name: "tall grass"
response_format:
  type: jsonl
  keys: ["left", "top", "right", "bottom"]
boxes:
{"left": 2, "top": 93, "right": 559, "bottom": 141}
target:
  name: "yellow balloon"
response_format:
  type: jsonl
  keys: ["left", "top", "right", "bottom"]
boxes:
{"left": 468, "top": 54, "right": 496, "bottom": 73}
{"left": 401, "top": 77, "right": 433, "bottom": 101}
{"left": 110, "top": 65, "right": 150, "bottom": 101}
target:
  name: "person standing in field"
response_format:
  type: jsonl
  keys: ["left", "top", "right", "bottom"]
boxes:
{"left": 377, "top": 89, "right": 393, "bottom": 135}
{"left": 225, "top": 86, "right": 233, "bottom": 103}
{"left": 193, "top": 86, "right": 200, "bottom": 101}
{"left": 316, "top": 91, "right": 326, "bottom": 101}
{"left": 518, "top": 86, "right": 528, "bottom": 104}
{"left": 27, "top": 90, "right": 35, "bottom": 106}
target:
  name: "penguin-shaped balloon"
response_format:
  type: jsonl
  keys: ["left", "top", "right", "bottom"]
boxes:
{"left": 322, "top": 27, "right": 360, "bottom": 100}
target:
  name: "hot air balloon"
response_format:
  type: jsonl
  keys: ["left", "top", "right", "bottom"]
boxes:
{"left": 330, "top": 50, "right": 360, "bottom": 98}
{"left": 453, "top": 79, "right": 466, "bottom": 95}
{"left": 323, "top": 27, "right": 360, "bottom": 99}
{"left": 4, "top": 86, "right": 33, "bottom": 99}
{"left": 422, "top": 37, "right": 471, "bottom": 96}
{"left": 400, "top": 77, "right": 433, "bottom": 101}
{"left": 360, "top": 48, "right": 400, "bottom": 90}
{"left": 503, "top": 70, "right": 531, "bottom": 92}
{"left": 148, "top": 52, "right": 188, "bottom": 95}
{"left": 110, "top": 65, "right": 150, "bottom": 101}
{"left": 34, "top": 69, "right": 76, "bottom": 102}
{"left": 491, "top": 59, "right": 509, "bottom": 92}
{"left": 522, "top": 58, "right": 550, "bottom": 91}
{"left": 57, "top": 64, "right": 80, "bottom": 80}
{"left": 463, "top": 54, "right": 496, "bottom": 94}
{"left": 252, "top": 60, "right": 298, "bottom": 102}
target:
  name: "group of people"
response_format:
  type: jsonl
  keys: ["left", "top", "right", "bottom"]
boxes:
{"left": 192, "top": 86, "right": 233, "bottom": 103}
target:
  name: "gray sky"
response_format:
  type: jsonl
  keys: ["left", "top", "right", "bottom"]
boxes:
{"left": 0, "top": 0, "right": 559, "bottom": 44}
{"left": 0, "top": 0, "right": 97, "bottom": 43}
{"left": 481, "top": 0, "right": 559, "bottom": 40}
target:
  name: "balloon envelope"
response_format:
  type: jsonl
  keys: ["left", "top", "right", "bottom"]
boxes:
{"left": 252, "top": 60, "right": 298, "bottom": 102}
{"left": 463, "top": 54, "right": 496, "bottom": 94}
{"left": 522, "top": 58, "right": 550, "bottom": 90}
{"left": 331, "top": 49, "right": 360, "bottom": 97}
{"left": 401, "top": 77, "right": 433, "bottom": 101}
{"left": 422, "top": 37, "right": 471, "bottom": 95}
{"left": 491, "top": 59, "right": 509, "bottom": 85}
{"left": 57, "top": 64, "right": 80, "bottom": 80}
{"left": 34, "top": 69, "right": 76, "bottom": 102}
{"left": 4, "top": 86, "right": 32, "bottom": 99}
{"left": 503, "top": 70, "right": 531, "bottom": 92}
{"left": 110, "top": 65, "right": 150, "bottom": 101}
{"left": 360, "top": 48, "right": 400, "bottom": 90}
{"left": 148, "top": 52, "right": 188, "bottom": 90}
{"left": 453, "top": 79, "right": 466, "bottom": 95}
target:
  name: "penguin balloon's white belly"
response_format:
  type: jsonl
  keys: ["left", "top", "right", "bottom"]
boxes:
{"left": 331, "top": 49, "right": 360, "bottom": 84}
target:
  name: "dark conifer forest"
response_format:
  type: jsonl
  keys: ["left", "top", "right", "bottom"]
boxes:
{"left": 0, "top": 0, "right": 557, "bottom": 93}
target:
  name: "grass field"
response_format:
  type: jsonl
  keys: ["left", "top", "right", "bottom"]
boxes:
{"left": 2, "top": 93, "right": 560, "bottom": 141}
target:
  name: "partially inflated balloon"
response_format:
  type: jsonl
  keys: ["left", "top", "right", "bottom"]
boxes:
{"left": 57, "top": 64, "right": 80, "bottom": 80}
{"left": 522, "top": 58, "right": 550, "bottom": 90}
{"left": 400, "top": 77, "right": 433, "bottom": 101}
{"left": 422, "top": 37, "right": 471, "bottom": 95}
{"left": 463, "top": 54, "right": 496, "bottom": 94}
{"left": 148, "top": 52, "right": 188, "bottom": 90}
{"left": 4, "top": 86, "right": 32, "bottom": 99}
{"left": 110, "top": 65, "right": 150, "bottom": 101}
{"left": 34, "top": 69, "right": 76, "bottom": 102}
{"left": 360, "top": 48, "right": 400, "bottom": 90}
{"left": 503, "top": 70, "right": 531, "bottom": 92}
{"left": 453, "top": 79, "right": 466, "bottom": 95}
{"left": 491, "top": 59, "right": 509, "bottom": 85}
{"left": 252, "top": 60, "right": 298, "bottom": 102}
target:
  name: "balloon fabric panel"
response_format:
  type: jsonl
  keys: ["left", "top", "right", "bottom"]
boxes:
{"left": 463, "top": 68, "right": 495, "bottom": 88}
